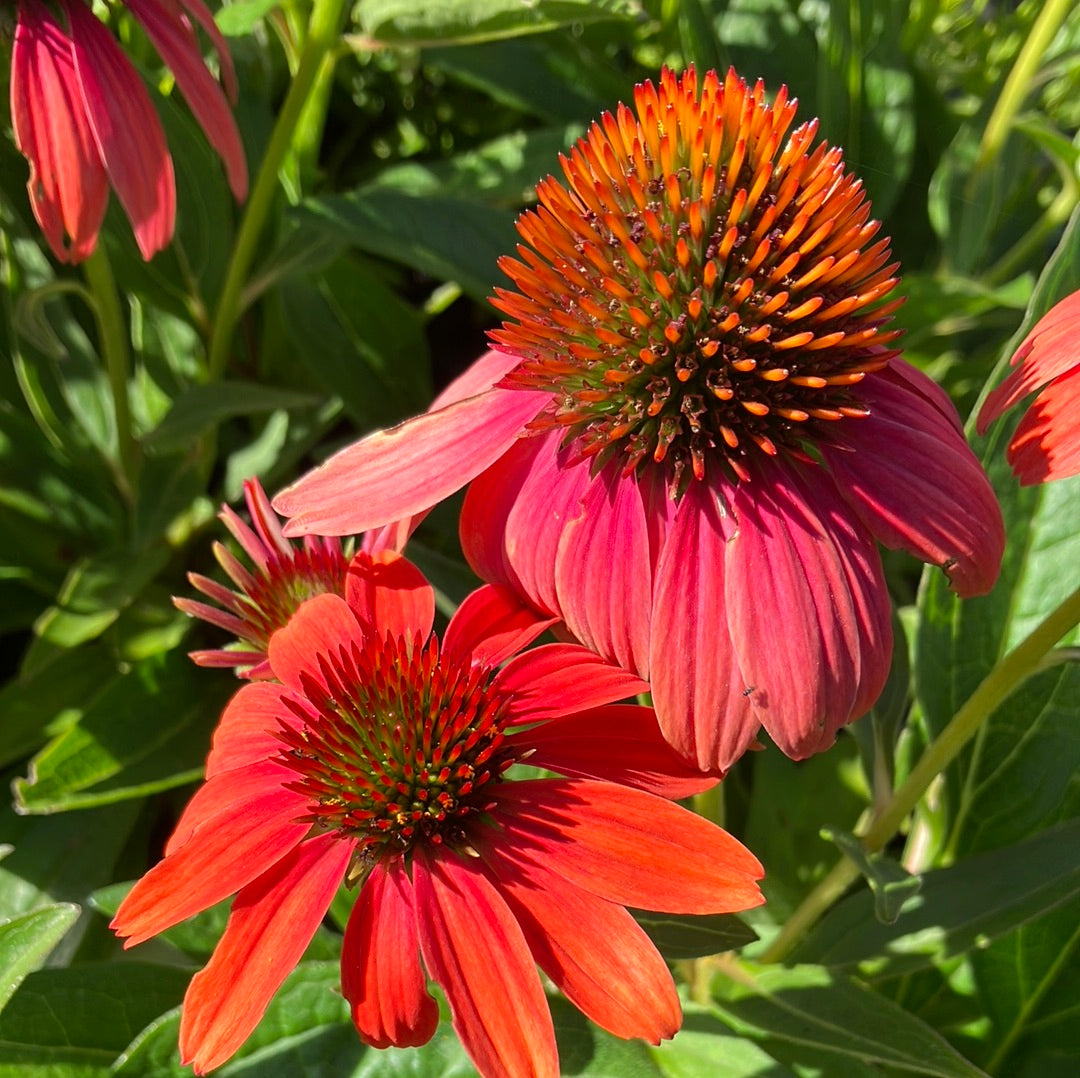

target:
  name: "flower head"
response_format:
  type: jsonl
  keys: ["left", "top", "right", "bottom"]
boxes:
{"left": 176, "top": 478, "right": 350, "bottom": 678}
{"left": 10, "top": 0, "right": 247, "bottom": 262}
{"left": 272, "top": 67, "right": 1004, "bottom": 771}
{"left": 113, "top": 554, "right": 764, "bottom": 1077}
{"left": 977, "top": 288, "right": 1080, "bottom": 484}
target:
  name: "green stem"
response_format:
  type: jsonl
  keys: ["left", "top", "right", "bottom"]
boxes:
{"left": 206, "top": 0, "right": 348, "bottom": 382}
{"left": 968, "top": 0, "right": 1071, "bottom": 187}
{"left": 83, "top": 246, "right": 136, "bottom": 501}
{"left": 760, "top": 581, "right": 1080, "bottom": 964}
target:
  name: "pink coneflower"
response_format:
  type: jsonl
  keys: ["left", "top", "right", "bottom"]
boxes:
{"left": 977, "top": 288, "right": 1080, "bottom": 484}
{"left": 9, "top": 0, "right": 247, "bottom": 262}
{"left": 113, "top": 553, "right": 764, "bottom": 1077}
{"left": 273, "top": 67, "right": 1004, "bottom": 771}
{"left": 175, "top": 478, "right": 350, "bottom": 678}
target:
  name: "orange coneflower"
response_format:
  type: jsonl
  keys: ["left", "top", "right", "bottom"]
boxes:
{"left": 114, "top": 553, "right": 763, "bottom": 1076}
{"left": 273, "top": 67, "right": 1004, "bottom": 770}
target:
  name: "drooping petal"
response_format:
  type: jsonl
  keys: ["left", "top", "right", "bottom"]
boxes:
{"left": 345, "top": 550, "right": 435, "bottom": 641}
{"left": 649, "top": 479, "right": 760, "bottom": 771}
{"left": 978, "top": 290, "right": 1080, "bottom": 428}
{"left": 177, "top": 0, "right": 238, "bottom": 100}
{"left": 112, "top": 782, "right": 309, "bottom": 946}
{"left": 443, "top": 584, "right": 558, "bottom": 668}
{"left": 166, "top": 758, "right": 297, "bottom": 856}
{"left": 267, "top": 593, "right": 365, "bottom": 695}
{"left": 512, "top": 705, "right": 719, "bottom": 798}
{"left": 492, "top": 779, "right": 764, "bottom": 913}
{"left": 342, "top": 858, "right": 439, "bottom": 1050}
{"left": 274, "top": 387, "right": 547, "bottom": 537}
{"left": 64, "top": 0, "right": 175, "bottom": 259}
{"left": 726, "top": 461, "right": 889, "bottom": 759}
{"left": 11, "top": 0, "right": 108, "bottom": 262}
{"left": 822, "top": 365, "right": 1004, "bottom": 597}
{"left": 203, "top": 681, "right": 296, "bottom": 779}
{"left": 179, "top": 832, "right": 351, "bottom": 1074}
{"left": 123, "top": 0, "right": 247, "bottom": 200}
{"left": 413, "top": 848, "right": 558, "bottom": 1078}
{"left": 554, "top": 466, "right": 652, "bottom": 676}
{"left": 494, "top": 643, "right": 648, "bottom": 724}
{"left": 482, "top": 843, "right": 681, "bottom": 1043}
{"left": 1006, "top": 363, "right": 1080, "bottom": 483}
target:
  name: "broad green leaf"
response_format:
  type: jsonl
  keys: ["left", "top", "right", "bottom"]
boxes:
{"left": 143, "top": 381, "right": 320, "bottom": 452}
{"left": 0, "top": 904, "right": 80, "bottom": 1012}
{"left": 0, "top": 963, "right": 190, "bottom": 1072}
{"left": 216, "top": 0, "right": 280, "bottom": 35}
{"left": 744, "top": 738, "right": 867, "bottom": 919}
{"left": 0, "top": 800, "right": 140, "bottom": 923}
{"left": 293, "top": 188, "right": 519, "bottom": 303}
{"left": 0, "top": 644, "right": 117, "bottom": 770}
{"left": 551, "top": 994, "right": 664, "bottom": 1076}
{"left": 794, "top": 818, "right": 1080, "bottom": 975}
{"left": 370, "top": 125, "right": 584, "bottom": 206}
{"left": 711, "top": 964, "right": 988, "bottom": 1077}
{"left": 13, "top": 651, "right": 227, "bottom": 814}
{"left": 278, "top": 253, "right": 432, "bottom": 429}
{"left": 652, "top": 1017, "right": 797, "bottom": 1078}
{"left": 634, "top": 911, "right": 758, "bottom": 960}
{"left": 356, "top": 0, "right": 636, "bottom": 46}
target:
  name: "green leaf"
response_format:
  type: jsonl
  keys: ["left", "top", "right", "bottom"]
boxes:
{"left": 794, "top": 818, "right": 1080, "bottom": 975}
{"left": 634, "top": 911, "right": 758, "bottom": 960}
{"left": 142, "top": 381, "right": 320, "bottom": 453}
{"left": 551, "top": 993, "right": 664, "bottom": 1076}
{"left": 216, "top": 0, "right": 280, "bottom": 35}
{"left": 356, "top": 0, "right": 636, "bottom": 46}
{"left": 293, "top": 188, "right": 519, "bottom": 303}
{"left": 652, "top": 1015, "right": 798, "bottom": 1078}
{"left": 820, "top": 828, "right": 922, "bottom": 926}
{"left": 711, "top": 964, "right": 988, "bottom": 1077}
{"left": 0, "top": 904, "right": 80, "bottom": 1012}
{"left": 278, "top": 253, "right": 432, "bottom": 429}
{"left": 0, "top": 644, "right": 118, "bottom": 770}
{"left": 0, "top": 963, "right": 191, "bottom": 1071}
{"left": 13, "top": 651, "right": 226, "bottom": 814}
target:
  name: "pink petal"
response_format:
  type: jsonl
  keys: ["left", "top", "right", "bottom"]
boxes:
{"left": 978, "top": 290, "right": 1080, "bottom": 428}
{"left": 111, "top": 783, "right": 309, "bottom": 946}
{"left": 493, "top": 779, "right": 764, "bottom": 913}
{"left": 177, "top": 0, "right": 238, "bottom": 101}
{"left": 482, "top": 844, "right": 680, "bottom": 1043}
{"left": 64, "top": 0, "right": 175, "bottom": 260}
{"left": 554, "top": 466, "right": 652, "bottom": 676}
{"left": 512, "top": 705, "right": 720, "bottom": 798}
{"left": 464, "top": 432, "right": 591, "bottom": 618}
{"left": 649, "top": 480, "right": 761, "bottom": 771}
{"left": 179, "top": 832, "right": 351, "bottom": 1073}
{"left": 443, "top": 583, "right": 558, "bottom": 668}
{"left": 166, "top": 758, "right": 296, "bottom": 856}
{"left": 494, "top": 643, "right": 648, "bottom": 724}
{"left": 267, "top": 593, "right": 365, "bottom": 695}
{"left": 431, "top": 348, "right": 524, "bottom": 409}
{"left": 204, "top": 681, "right": 297, "bottom": 779}
{"left": 124, "top": 0, "right": 247, "bottom": 200}
{"left": 345, "top": 551, "right": 434, "bottom": 641}
{"left": 726, "top": 462, "right": 890, "bottom": 759}
{"left": 11, "top": 0, "right": 108, "bottom": 262}
{"left": 823, "top": 366, "right": 1004, "bottom": 597}
{"left": 275, "top": 387, "right": 547, "bottom": 537}
{"left": 342, "top": 858, "right": 439, "bottom": 1049}
{"left": 1007, "top": 363, "right": 1080, "bottom": 483}
{"left": 414, "top": 848, "right": 558, "bottom": 1078}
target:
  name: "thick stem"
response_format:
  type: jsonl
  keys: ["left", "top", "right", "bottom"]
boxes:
{"left": 969, "top": 0, "right": 1072, "bottom": 187}
{"left": 206, "top": 0, "right": 348, "bottom": 382}
{"left": 83, "top": 245, "right": 136, "bottom": 500}
{"left": 760, "top": 581, "right": 1080, "bottom": 964}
